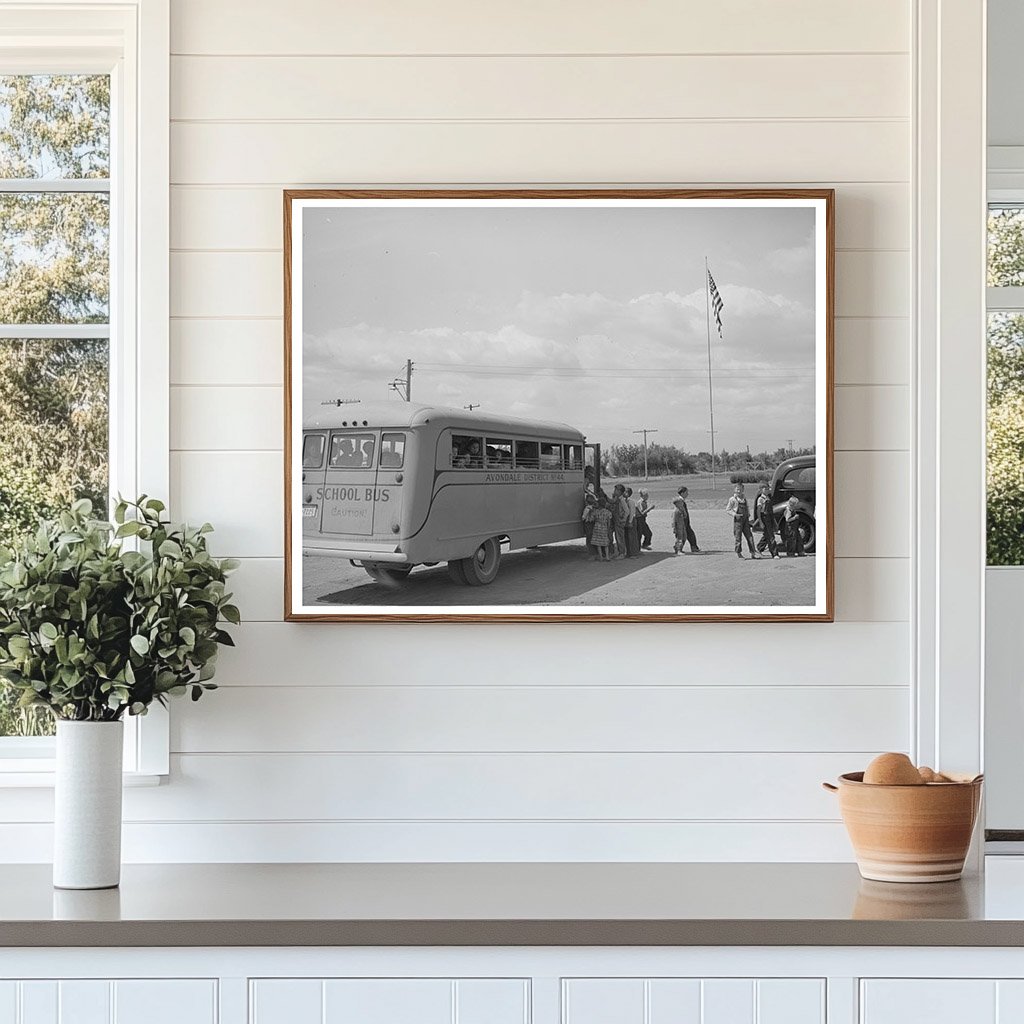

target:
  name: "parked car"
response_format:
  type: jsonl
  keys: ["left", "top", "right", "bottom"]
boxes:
{"left": 768, "top": 455, "right": 816, "bottom": 553}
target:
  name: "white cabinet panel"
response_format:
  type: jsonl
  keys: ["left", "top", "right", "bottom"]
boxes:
{"left": 324, "top": 980, "right": 451, "bottom": 1024}
{"left": 455, "top": 980, "right": 529, "bottom": 1024}
{"left": 647, "top": 980, "right": 701, "bottom": 1023}
{"left": 251, "top": 979, "right": 527, "bottom": 1024}
{"left": 563, "top": 979, "right": 644, "bottom": 1024}
{"left": 702, "top": 980, "right": 754, "bottom": 1024}
{"left": 564, "top": 979, "right": 824, "bottom": 1024}
{"left": 250, "top": 979, "right": 322, "bottom": 1024}
{"left": 19, "top": 983, "right": 56, "bottom": 1024}
{"left": 861, "top": 980, "right": 997, "bottom": 1023}
{"left": 757, "top": 979, "right": 825, "bottom": 1024}
{"left": 114, "top": 981, "right": 217, "bottom": 1024}
{"left": 998, "top": 981, "right": 1024, "bottom": 1022}
{"left": 58, "top": 982, "right": 109, "bottom": 1024}
{"left": 0, "top": 984, "right": 15, "bottom": 1024}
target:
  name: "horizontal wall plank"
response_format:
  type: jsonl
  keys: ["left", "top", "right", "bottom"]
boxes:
{"left": 120, "top": 752, "right": 867, "bottom": 821}
{"left": 833, "top": 558, "right": 909, "bottom": 622}
{"left": 171, "top": 383, "right": 904, "bottom": 454}
{"left": 170, "top": 121, "right": 909, "bottom": 186}
{"left": 227, "top": 556, "right": 909, "bottom": 624}
{"left": 834, "top": 385, "right": 909, "bottom": 451}
{"left": 170, "top": 0, "right": 909, "bottom": 56}
{"left": 170, "top": 250, "right": 907, "bottom": 320}
{"left": 0, "top": 820, "right": 857, "bottom": 863}
{"left": 834, "top": 318, "right": 909, "bottom": 385}
{"left": 171, "top": 386, "right": 282, "bottom": 450}
{"left": 835, "top": 250, "right": 909, "bottom": 318}
{"left": 171, "top": 183, "right": 909, "bottom": 252}
{"left": 834, "top": 451, "right": 909, "bottom": 558}
{"left": 171, "top": 451, "right": 282, "bottom": 557}
{"left": 212, "top": 621, "right": 909, "bottom": 687}
{"left": 171, "top": 55, "right": 909, "bottom": 121}
{"left": 171, "top": 684, "right": 909, "bottom": 754}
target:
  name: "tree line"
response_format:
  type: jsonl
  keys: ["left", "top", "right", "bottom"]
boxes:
{"left": 600, "top": 442, "right": 814, "bottom": 479}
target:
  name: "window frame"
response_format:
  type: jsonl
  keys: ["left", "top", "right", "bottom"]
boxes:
{"left": 0, "top": 0, "right": 170, "bottom": 783}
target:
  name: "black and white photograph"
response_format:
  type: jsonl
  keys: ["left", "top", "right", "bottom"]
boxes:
{"left": 285, "top": 190, "right": 833, "bottom": 621}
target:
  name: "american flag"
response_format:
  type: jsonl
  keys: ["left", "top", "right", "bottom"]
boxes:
{"left": 707, "top": 269, "right": 724, "bottom": 339}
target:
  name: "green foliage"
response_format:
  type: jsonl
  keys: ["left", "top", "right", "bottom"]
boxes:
{"left": 988, "top": 395, "right": 1024, "bottom": 566}
{"left": 0, "top": 497, "right": 239, "bottom": 723}
{"left": 730, "top": 471, "right": 772, "bottom": 484}
{"left": 989, "top": 208, "right": 1024, "bottom": 288}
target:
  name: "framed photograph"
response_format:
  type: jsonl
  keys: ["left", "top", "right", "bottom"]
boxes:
{"left": 284, "top": 189, "right": 834, "bottom": 622}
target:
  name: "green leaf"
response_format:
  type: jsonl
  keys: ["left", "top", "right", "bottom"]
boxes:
{"left": 39, "top": 622, "right": 58, "bottom": 641}
{"left": 130, "top": 634, "right": 150, "bottom": 656}
{"left": 158, "top": 539, "right": 183, "bottom": 559}
{"left": 220, "top": 604, "right": 241, "bottom": 625}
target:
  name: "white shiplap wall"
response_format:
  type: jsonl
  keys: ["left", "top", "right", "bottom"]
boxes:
{"left": 6, "top": 0, "right": 917, "bottom": 862}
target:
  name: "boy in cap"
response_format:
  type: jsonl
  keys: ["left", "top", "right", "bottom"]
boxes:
{"left": 725, "top": 483, "right": 758, "bottom": 559}
{"left": 754, "top": 482, "right": 781, "bottom": 559}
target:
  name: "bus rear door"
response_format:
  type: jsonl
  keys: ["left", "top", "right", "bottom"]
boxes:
{"left": 319, "top": 431, "right": 379, "bottom": 536}
{"left": 372, "top": 431, "right": 406, "bottom": 538}
{"left": 585, "top": 442, "right": 601, "bottom": 492}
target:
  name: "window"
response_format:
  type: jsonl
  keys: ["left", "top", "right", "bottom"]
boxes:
{"left": 540, "top": 442, "right": 562, "bottom": 469}
{"left": 302, "top": 433, "right": 326, "bottom": 469}
{"left": 782, "top": 466, "right": 816, "bottom": 488}
{"left": 0, "top": 4, "right": 169, "bottom": 777}
{"left": 514, "top": 440, "right": 540, "bottom": 469}
{"left": 564, "top": 444, "right": 583, "bottom": 471}
{"left": 485, "top": 438, "right": 512, "bottom": 468}
{"left": 987, "top": 205, "right": 1024, "bottom": 565}
{"left": 379, "top": 432, "right": 405, "bottom": 469}
{"left": 450, "top": 434, "right": 483, "bottom": 468}
{"left": 329, "top": 433, "right": 375, "bottom": 469}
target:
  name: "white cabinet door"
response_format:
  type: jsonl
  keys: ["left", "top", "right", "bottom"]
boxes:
{"left": 249, "top": 978, "right": 529, "bottom": 1024}
{"left": 861, "top": 980, "right": 1005, "bottom": 1023}
{"left": 3, "top": 981, "right": 216, "bottom": 1024}
{"left": 562, "top": 978, "right": 825, "bottom": 1024}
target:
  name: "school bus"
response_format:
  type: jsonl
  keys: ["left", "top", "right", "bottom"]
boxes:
{"left": 301, "top": 402, "right": 600, "bottom": 585}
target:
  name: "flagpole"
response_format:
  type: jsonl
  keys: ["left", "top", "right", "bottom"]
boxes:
{"left": 704, "top": 256, "right": 717, "bottom": 492}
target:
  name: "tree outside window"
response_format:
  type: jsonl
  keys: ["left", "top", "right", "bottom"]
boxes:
{"left": 0, "top": 75, "right": 110, "bottom": 736}
{"left": 987, "top": 207, "right": 1024, "bottom": 566}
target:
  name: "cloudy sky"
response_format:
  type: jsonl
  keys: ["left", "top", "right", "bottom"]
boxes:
{"left": 300, "top": 202, "right": 818, "bottom": 454}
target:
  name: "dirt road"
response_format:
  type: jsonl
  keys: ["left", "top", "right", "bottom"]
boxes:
{"left": 302, "top": 507, "right": 815, "bottom": 609}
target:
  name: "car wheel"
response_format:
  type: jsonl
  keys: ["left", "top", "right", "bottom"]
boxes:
{"left": 447, "top": 560, "right": 468, "bottom": 585}
{"left": 459, "top": 537, "right": 501, "bottom": 586}
{"left": 796, "top": 513, "right": 815, "bottom": 554}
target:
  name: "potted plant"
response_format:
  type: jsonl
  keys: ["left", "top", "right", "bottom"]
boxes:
{"left": 0, "top": 497, "right": 239, "bottom": 889}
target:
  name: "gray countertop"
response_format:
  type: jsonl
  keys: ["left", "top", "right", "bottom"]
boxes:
{"left": 5, "top": 861, "right": 1024, "bottom": 947}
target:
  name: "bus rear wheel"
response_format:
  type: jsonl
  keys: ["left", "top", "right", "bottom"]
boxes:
{"left": 459, "top": 538, "right": 501, "bottom": 586}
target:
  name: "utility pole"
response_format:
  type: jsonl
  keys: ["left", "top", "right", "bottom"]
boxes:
{"left": 388, "top": 359, "right": 414, "bottom": 402}
{"left": 786, "top": 439, "right": 794, "bottom": 456}
{"left": 632, "top": 427, "right": 658, "bottom": 480}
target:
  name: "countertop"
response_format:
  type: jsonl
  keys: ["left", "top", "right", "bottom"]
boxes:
{"left": 7, "top": 861, "right": 1024, "bottom": 947}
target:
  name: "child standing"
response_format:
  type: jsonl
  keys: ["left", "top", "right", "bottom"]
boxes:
{"left": 784, "top": 495, "right": 807, "bottom": 557}
{"left": 590, "top": 498, "right": 613, "bottom": 562}
{"left": 754, "top": 483, "right": 780, "bottom": 559}
{"left": 726, "top": 483, "right": 758, "bottom": 559}
{"left": 635, "top": 489, "right": 655, "bottom": 549}
{"left": 672, "top": 488, "right": 690, "bottom": 555}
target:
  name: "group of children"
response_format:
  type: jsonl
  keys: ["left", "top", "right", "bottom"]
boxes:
{"left": 582, "top": 480, "right": 809, "bottom": 562}
{"left": 726, "top": 482, "right": 807, "bottom": 560}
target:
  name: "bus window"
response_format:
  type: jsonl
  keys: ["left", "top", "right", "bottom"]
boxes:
{"left": 540, "top": 442, "right": 562, "bottom": 469}
{"left": 380, "top": 432, "right": 405, "bottom": 469}
{"left": 515, "top": 440, "right": 540, "bottom": 469}
{"left": 329, "top": 433, "right": 375, "bottom": 469}
{"left": 451, "top": 434, "right": 483, "bottom": 469}
{"left": 485, "top": 439, "right": 513, "bottom": 468}
{"left": 564, "top": 444, "right": 583, "bottom": 471}
{"left": 303, "top": 433, "right": 326, "bottom": 469}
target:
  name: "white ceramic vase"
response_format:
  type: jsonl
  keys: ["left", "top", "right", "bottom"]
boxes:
{"left": 53, "top": 720, "right": 124, "bottom": 890}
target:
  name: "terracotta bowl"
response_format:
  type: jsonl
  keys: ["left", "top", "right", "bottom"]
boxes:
{"left": 823, "top": 772, "right": 983, "bottom": 883}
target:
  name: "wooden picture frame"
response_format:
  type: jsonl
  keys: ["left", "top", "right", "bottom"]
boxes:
{"left": 284, "top": 189, "right": 834, "bottom": 622}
